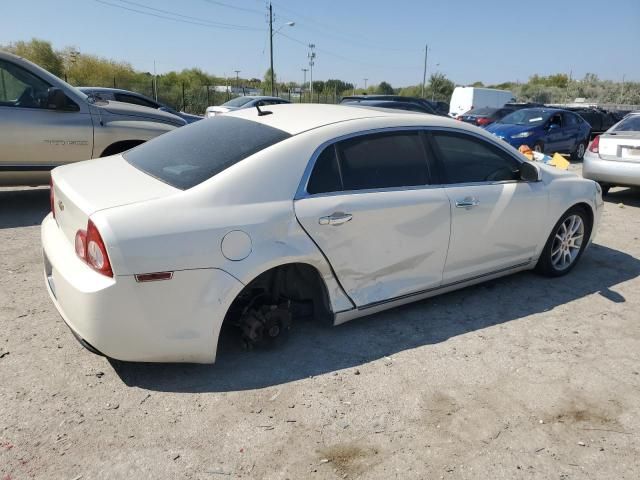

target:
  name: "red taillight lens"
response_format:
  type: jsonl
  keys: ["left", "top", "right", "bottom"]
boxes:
{"left": 589, "top": 135, "right": 600, "bottom": 153}
{"left": 476, "top": 117, "right": 491, "bottom": 126}
{"left": 75, "top": 220, "right": 113, "bottom": 277}
{"left": 75, "top": 229, "right": 87, "bottom": 259}
{"left": 50, "top": 178, "right": 55, "bottom": 219}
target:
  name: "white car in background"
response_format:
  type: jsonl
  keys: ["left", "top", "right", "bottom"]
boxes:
{"left": 42, "top": 104, "right": 602, "bottom": 363}
{"left": 204, "top": 95, "right": 290, "bottom": 117}
{"left": 583, "top": 112, "right": 640, "bottom": 194}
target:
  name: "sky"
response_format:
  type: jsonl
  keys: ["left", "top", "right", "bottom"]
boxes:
{"left": 1, "top": 0, "right": 639, "bottom": 88}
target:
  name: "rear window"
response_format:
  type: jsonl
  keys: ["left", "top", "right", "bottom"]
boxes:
{"left": 613, "top": 115, "right": 640, "bottom": 132}
{"left": 124, "top": 116, "right": 291, "bottom": 190}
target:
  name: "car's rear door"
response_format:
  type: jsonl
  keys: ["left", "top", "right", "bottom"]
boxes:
{"left": 562, "top": 112, "right": 581, "bottom": 151}
{"left": 428, "top": 130, "right": 547, "bottom": 283}
{"left": 294, "top": 129, "right": 451, "bottom": 308}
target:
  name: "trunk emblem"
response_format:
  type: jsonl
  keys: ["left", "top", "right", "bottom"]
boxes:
{"left": 58, "top": 200, "right": 65, "bottom": 211}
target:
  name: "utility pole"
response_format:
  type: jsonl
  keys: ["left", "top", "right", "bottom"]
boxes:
{"left": 234, "top": 70, "right": 241, "bottom": 93}
{"left": 269, "top": 2, "right": 274, "bottom": 96}
{"left": 301, "top": 68, "right": 308, "bottom": 102}
{"left": 619, "top": 74, "right": 626, "bottom": 105}
{"left": 153, "top": 59, "right": 158, "bottom": 101}
{"left": 308, "top": 44, "right": 316, "bottom": 101}
{"left": 363, "top": 78, "right": 368, "bottom": 90}
{"left": 421, "top": 43, "right": 428, "bottom": 98}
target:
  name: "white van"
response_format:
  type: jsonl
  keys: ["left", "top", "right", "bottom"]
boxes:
{"left": 449, "top": 87, "right": 515, "bottom": 118}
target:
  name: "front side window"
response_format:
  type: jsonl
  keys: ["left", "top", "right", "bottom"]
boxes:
{"left": 431, "top": 132, "right": 520, "bottom": 184}
{"left": 124, "top": 116, "right": 291, "bottom": 190}
{"left": 306, "top": 131, "right": 431, "bottom": 194}
{"left": 0, "top": 60, "right": 51, "bottom": 109}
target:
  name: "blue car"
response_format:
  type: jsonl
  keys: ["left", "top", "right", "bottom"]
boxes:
{"left": 485, "top": 108, "right": 591, "bottom": 160}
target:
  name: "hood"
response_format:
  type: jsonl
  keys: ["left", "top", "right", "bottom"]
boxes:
{"left": 94, "top": 100, "right": 186, "bottom": 127}
{"left": 485, "top": 122, "right": 536, "bottom": 137}
{"left": 205, "top": 106, "right": 233, "bottom": 116}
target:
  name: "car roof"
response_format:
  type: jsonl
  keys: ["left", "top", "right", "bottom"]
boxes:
{"left": 79, "top": 86, "right": 139, "bottom": 94}
{"left": 225, "top": 103, "right": 464, "bottom": 135}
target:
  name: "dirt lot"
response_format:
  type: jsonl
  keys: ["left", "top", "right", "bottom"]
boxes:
{"left": 1, "top": 167, "right": 639, "bottom": 480}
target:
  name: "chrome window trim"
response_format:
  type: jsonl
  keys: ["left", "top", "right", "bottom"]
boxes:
{"left": 294, "top": 125, "right": 527, "bottom": 200}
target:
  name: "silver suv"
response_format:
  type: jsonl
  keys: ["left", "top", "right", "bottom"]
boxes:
{"left": 0, "top": 51, "right": 186, "bottom": 186}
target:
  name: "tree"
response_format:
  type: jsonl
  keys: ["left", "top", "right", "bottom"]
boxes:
{"left": 376, "top": 81, "right": 394, "bottom": 95}
{"left": 5, "top": 38, "right": 63, "bottom": 76}
{"left": 471, "top": 81, "right": 484, "bottom": 87}
{"left": 427, "top": 73, "right": 454, "bottom": 101}
{"left": 262, "top": 68, "right": 276, "bottom": 94}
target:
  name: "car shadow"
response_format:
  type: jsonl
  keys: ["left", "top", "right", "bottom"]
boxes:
{"left": 0, "top": 187, "right": 50, "bottom": 229}
{"left": 603, "top": 187, "right": 640, "bottom": 208}
{"left": 111, "top": 242, "right": 640, "bottom": 393}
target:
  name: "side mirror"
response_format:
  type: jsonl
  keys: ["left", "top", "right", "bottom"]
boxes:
{"left": 520, "top": 161, "right": 541, "bottom": 182}
{"left": 47, "top": 87, "right": 66, "bottom": 110}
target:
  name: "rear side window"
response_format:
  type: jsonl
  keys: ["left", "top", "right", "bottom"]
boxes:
{"left": 338, "top": 132, "right": 429, "bottom": 190}
{"left": 431, "top": 132, "right": 520, "bottom": 184}
{"left": 124, "top": 116, "right": 291, "bottom": 190}
{"left": 306, "top": 131, "right": 430, "bottom": 194}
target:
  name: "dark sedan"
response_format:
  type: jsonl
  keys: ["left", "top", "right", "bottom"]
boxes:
{"left": 458, "top": 107, "right": 517, "bottom": 127}
{"left": 79, "top": 87, "right": 203, "bottom": 124}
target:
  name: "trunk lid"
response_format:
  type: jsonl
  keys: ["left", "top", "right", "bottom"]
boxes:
{"left": 598, "top": 132, "right": 640, "bottom": 162}
{"left": 51, "top": 155, "right": 178, "bottom": 245}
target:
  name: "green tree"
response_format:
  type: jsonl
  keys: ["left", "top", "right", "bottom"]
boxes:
{"left": 262, "top": 68, "right": 277, "bottom": 95}
{"left": 376, "top": 81, "right": 394, "bottom": 95}
{"left": 5, "top": 38, "right": 63, "bottom": 76}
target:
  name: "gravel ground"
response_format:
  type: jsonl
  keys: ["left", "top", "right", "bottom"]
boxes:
{"left": 1, "top": 168, "right": 639, "bottom": 480}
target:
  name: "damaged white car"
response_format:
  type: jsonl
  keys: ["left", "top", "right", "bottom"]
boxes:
{"left": 42, "top": 104, "right": 603, "bottom": 363}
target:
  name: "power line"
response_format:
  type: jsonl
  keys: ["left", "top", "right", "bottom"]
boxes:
{"left": 271, "top": 1, "right": 414, "bottom": 53}
{"left": 200, "top": 0, "right": 263, "bottom": 15}
{"left": 94, "top": 0, "right": 263, "bottom": 31}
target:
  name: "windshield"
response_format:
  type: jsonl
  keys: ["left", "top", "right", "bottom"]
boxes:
{"left": 613, "top": 115, "right": 640, "bottom": 132}
{"left": 124, "top": 116, "right": 291, "bottom": 190}
{"left": 497, "top": 109, "right": 551, "bottom": 126}
{"left": 222, "top": 96, "right": 255, "bottom": 107}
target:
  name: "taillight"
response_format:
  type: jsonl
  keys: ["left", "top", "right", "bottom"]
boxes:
{"left": 476, "top": 117, "right": 491, "bottom": 126}
{"left": 75, "top": 230, "right": 87, "bottom": 259}
{"left": 589, "top": 135, "right": 600, "bottom": 153}
{"left": 74, "top": 220, "right": 113, "bottom": 277}
{"left": 50, "top": 178, "right": 55, "bottom": 219}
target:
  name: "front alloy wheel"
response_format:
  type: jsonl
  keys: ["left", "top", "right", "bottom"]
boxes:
{"left": 535, "top": 206, "right": 591, "bottom": 277}
{"left": 550, "top": 214, "right": 584, "bottom": 271}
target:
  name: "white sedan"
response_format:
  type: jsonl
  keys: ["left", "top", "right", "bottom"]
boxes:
{"left": 42, "top": 104, "right": 603, "bottom": 363}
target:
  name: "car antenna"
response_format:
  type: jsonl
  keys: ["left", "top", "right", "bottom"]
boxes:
{"left": 256, "top": 104, "right": 272, "bottom": 116}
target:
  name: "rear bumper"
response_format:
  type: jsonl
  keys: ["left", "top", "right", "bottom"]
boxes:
{"left": 41, "top": 214, "right": 244, "bottom": 363}
{"left": 583, "top": 151, "right": 640, "bottom": 187}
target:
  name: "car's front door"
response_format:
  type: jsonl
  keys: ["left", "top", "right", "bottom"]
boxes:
{"left": 544, "top": 113, "right": 566, "bottom": 152}
{"left": 0, "top": 59, "right": 93, "bottom": 170}
{"left": 429, "top": 131, "right": 547, "bottom": 283}
{"left": 294, "top": 130, "right": 451, "bottom": 307}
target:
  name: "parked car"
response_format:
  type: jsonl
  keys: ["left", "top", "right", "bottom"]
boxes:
{"left": 79, "top": 87, "right": 202, "bottom": 124}
{"left": 485, "top": 108, "right": 591, "bottom": 160}
{"left": 562, "top": 107, "right": 618, "bottom": 135}
{"left": 346, "top": 99, "right": 437, "bottom": 115}
{"left": 205, "top": 95, "right": 290, "bottom": 117}
{"left": 449, "top": 87, "right": 515, "bottom": 118}
{"left": 42, "top": 103, "right": 602, "bottom": 363}
{"left": 457, "top": 106, "right": 517, "bottom": 127}
{"left": 340, "top": 95, "right": 444, "bottom": 116}
{"left": 0, "top": 51, "right": 186, "bottom": 187}
{"left": 583, "top": 112, "right": 640, "bottom": 194}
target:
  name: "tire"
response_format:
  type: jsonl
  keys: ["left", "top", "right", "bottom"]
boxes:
{"left": 571, "top": 140, "right": 587, "bottom": 161}
{"left": 535, "top": 206, "right": 592, "bottom": 277}
{"left": 533, "top": 142, "right": 544, "bottom": 153}
{"left": 597, "top": 182, "right": 611, "bottom": 196}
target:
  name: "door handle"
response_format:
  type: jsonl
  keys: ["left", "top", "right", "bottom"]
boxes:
{"left": 455, "top": 197, "right": 480, "bottom": 209}
{"left": 319, "top": 212, "right": 353, "bottom": 226}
